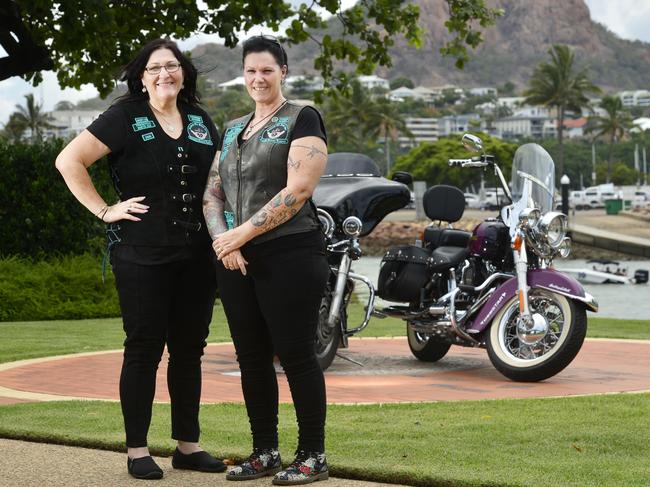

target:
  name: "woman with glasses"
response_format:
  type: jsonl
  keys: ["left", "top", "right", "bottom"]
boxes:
{"left": 55, "top": 38, "right": 225, "bottom": 480}
{"left": 203, "top": 35, "right": 329, "bottom": 485}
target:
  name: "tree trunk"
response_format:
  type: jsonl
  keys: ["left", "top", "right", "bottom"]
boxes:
{"left": 607, "top": 134, "right": 615, "bottom": 183}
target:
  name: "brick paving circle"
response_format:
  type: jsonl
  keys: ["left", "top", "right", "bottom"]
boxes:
{"left": 0, "top": 338, "right": 649, "bottom": 404}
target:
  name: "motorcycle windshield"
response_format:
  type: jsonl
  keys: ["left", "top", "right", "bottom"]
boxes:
{"left": 510, "top": 143, "right": 555, "bottom": 213}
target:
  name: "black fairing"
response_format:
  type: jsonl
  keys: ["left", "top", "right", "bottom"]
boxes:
{"left": 313, "top": 153, "right": 410, "bottom": 237}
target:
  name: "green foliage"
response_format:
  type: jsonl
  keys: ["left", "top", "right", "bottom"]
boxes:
{"left": 202, "top": 87, "right": 255, "bottom": 133}
{"left": 389, "top": 76, "right": 414, "bottom": 89}
{"left": 0, "top": 139, "right": 114, "bottom": 257}
{"left": 0, "top": 254, "right": 119, "bottom": 321}
{"left": 523, "top": 44, "right": 601, "bottom": 179}
{"left": 392, "top": 134, "right": 517, "bottom": 189}
{"left": 14, "top": 1, "right": 501, "bottom": 97}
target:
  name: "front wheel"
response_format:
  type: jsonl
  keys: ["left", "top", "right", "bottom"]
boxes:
{"left": 406, "top": 323, "right": 452, "bottom": 362}
{"left": 486, "top": 289, "right": 587, "bottom": 382}
{"left": 314, "top": 292, "right": 343, "bottom": 371}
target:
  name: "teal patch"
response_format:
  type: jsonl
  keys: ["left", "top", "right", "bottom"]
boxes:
{"left": 187, "top": 114, "right": 213, "bottom": 146}
{"left": 141, "top": 132, "right": 155, "bottom": 141}
{"left": 132, "top": 116, "right": 156, "bottom": 132}
{"left": 259, "top": 116, "right": 291, "bottom": 144}
{"left": 220, "top": 122, "right": 246, "bottom": 162}
{"left": 224, "top": 211, "right": 235, "bottom": 230}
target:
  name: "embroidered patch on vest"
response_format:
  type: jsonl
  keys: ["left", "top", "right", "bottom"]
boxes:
{"left": 187, "top": 114, "right": 213, "bottom": 145}
{"left": 132, "top": 116, "right": 156, "bottom": 132}
{"left": 220, "top": 122, "right": 246, "bottom": 162}
{"left": 259, "top": 116, "right": 290, "bottom": 144}
{"left": 141, "top": 132, "right": 155, "bottom": 141}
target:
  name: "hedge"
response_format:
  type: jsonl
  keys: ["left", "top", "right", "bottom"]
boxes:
{"left": 0, "top": 139, "right": 114, "bottom": 257}
{"left": 0, "top": 254, "right": 119, "bottom": 321}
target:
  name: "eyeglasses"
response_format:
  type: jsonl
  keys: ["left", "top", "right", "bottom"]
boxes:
{"left": 145, "top": 61, "right": 181, "bottom": 75}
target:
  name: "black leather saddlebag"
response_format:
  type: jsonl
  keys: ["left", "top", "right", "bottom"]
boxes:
{"left": 377, "top": 245, "right": 432, "bottom": 302}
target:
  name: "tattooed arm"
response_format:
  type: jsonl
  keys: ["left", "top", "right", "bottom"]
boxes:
{"left": 203, "top": 151, "right": 249, "bottom": 273}
{"left": 202, "top": 151, "right": 228, "bottom": 239}
{"left": 213, "top": 136, "right": 327, "bottom": 259}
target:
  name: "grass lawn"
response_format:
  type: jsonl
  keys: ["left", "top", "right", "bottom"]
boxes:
{"left": 1, "top": 303, "right": 649, "bottom": 486}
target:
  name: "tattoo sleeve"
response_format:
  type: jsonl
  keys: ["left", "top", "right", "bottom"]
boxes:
{"left": 249, "top": 187, "right": 304, "bottom": 232}
{"left": 202, "top": 152, "right": 229, "bottom": 239}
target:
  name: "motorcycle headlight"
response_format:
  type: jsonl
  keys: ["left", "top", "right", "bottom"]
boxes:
{"left": 342, "top": 216, "right": 363, "bottom": 237}
{"left": 519, "top": 208, "right": 541, "bottom": 229}
{"left": 537, "top": 212, "right": 567, "bottom": 248}
{"left": 558, "top": 237, "right": 571, "bottom": 258}
{"left": 317, "top": 209, "right": 335, "bottom": 239}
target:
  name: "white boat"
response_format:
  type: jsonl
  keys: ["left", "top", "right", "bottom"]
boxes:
{"left": 559, "top": 260, "right": 649, "bottom": 285}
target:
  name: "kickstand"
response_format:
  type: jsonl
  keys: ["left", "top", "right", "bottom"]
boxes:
{"left": 335, "top": 352, "right": 364, "bottom": 367}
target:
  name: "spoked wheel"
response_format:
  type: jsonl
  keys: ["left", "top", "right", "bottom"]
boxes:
{"left": 406, "top": 323, "right": 452, "bottom": 362}
{"left": 314, "top": 292, "right": 343, "bottom": 371}
{"left": 486, "top": 289, "right": 587, "bottom": 382}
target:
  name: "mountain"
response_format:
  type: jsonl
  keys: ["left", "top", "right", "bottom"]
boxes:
{"left": 193, "top": 0, "right": 650, "bottom": 92}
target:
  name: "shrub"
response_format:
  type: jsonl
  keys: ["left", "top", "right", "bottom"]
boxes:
{"left": 0, "top": 254, "right": 119, "bottom": 321}
{"left": 0, "top": 139, "right": 114, "bottom": 257}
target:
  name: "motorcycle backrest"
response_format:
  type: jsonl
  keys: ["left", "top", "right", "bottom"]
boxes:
{"left": 323, "top": 152, "right": 381, "bottom": 177}
{"left": 423, "top": 185, "right": 465, "bottom": 222}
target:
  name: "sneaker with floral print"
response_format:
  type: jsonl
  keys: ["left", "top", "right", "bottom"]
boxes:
{"left": 226, "top": 447, "right": 282, "bottom": 481}
{"left": 272, "top": 450, "right": 328, "bottom": 485}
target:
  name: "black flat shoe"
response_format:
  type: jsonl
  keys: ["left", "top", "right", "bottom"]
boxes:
{"left": 127, "top": 456, "right": 163, "bottom": 480}
{"left": 172, "top": 448, "right": 227, "bottom": 473}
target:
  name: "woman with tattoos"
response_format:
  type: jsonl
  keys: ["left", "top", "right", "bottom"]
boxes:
{"left": 202, "top": 35, "right": 329, "bottom": 485}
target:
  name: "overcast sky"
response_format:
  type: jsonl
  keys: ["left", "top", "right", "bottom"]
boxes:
{"left": 1, "top": 0, "right": 649, "bottom": 125}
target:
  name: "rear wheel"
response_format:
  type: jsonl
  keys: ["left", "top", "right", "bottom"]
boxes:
{"left": 406, "top": 323, "right": 451, "bottom": 362}
{"left": 314, "top": 292, "right": 343, "bottom": 371}
{"left": 486, "top": 289, "right": 587, "bottom": 382}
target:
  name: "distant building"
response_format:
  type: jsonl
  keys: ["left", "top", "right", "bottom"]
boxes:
{"left": 43, "top": 110, "right": 103, "bottom": 138}
{"left": 438, "top": 114, "right": 481, "bottom": 136}
{"left": 217, "top": 76, "right": 245, "bottom": 89}
{"left": 632, "top": 117, "right": 650, "bottom": 132}
{"left": 399, "top": 117, "right": 439, "bottom": 147}
{"left": 563, "top": 117, "right": 588, "bottom": 138}
{"left": 493, "top": 114, "right": 555, "bottom": 140}
{"left": 468, "top": 87, "right": 497, "bottom": 97}
{"left": 286, "top": 75, "right": 324, "bottom": 93}
{"left": 358, "top": 75, "right": 389, "bottom": 91}
{"left": 388, "top": 86, "right": 416, "bottom": 102}
{"left": 618, "top": 90, "right": 650, "bottom": 107}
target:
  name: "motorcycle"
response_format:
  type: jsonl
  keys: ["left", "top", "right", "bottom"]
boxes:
{"left": 312, "top": 134, "right": 598, "bottom": 381}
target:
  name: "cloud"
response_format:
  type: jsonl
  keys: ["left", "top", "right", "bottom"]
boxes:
{"left": 585, "top": 0, "right": 650, "bottom": 43}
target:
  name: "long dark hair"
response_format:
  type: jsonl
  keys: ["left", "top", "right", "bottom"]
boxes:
{"left": 116, "top": 38, "right": 200, "bottom": 105}
{"left": 241, "top": 35, "right": 289, "bottom": 72}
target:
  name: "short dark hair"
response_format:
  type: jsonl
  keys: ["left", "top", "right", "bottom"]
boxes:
{"left": 117, "top": 38, "right": 200, "bottom": 105}
{"left": 241, "top": 35, "right": 289, "bottom": 71}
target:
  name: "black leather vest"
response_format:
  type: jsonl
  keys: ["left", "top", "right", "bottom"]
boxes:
{"left": 107, "top": 100, "right": 216, "bottom": 247}
{"left": 219, "top": 101, "right": 320, "bottom": 245}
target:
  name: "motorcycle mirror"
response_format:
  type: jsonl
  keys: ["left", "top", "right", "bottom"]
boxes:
{"left": 462, "top": 133, "right": 483, "bottom": 153}
{"left": 391, "top": 171, "right": 413, "bottom": 186}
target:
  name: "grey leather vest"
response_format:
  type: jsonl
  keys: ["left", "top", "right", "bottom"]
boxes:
{"left": 219, "top": 101, "right": 320, "bottom": 244}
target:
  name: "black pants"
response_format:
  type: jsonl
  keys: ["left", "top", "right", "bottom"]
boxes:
{"left": 112, "top": 252, "right": 217, "bottom": 447}
{"left": 216, "top": 231, "right": 329, "bottom": 452}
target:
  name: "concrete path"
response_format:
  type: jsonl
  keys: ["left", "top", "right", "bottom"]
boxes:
{"left": 0, "top": 438, "right": 405, "bottom": 487}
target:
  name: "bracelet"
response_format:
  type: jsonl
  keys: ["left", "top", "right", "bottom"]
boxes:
{"left": 99, "top": 206, "right": 109, "bottom": 222}
{"left": 95, "top": 204, "right": 108, "bottom": 218}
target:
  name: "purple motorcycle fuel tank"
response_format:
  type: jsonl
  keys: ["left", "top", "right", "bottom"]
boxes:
{"left": 468, "top": 219, "right": 510, "bottom": 259}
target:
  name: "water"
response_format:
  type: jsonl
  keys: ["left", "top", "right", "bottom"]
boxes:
{"left": 351, "top": 257, "right": 650, "bottom": 320}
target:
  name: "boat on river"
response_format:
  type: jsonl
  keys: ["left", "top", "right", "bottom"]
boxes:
{"left": 559, "top": 259, "right": 649, "bottom": 285}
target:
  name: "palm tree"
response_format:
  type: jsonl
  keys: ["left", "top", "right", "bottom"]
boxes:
{"left": 586, "top": 96, "right": 634, "bottom": 183}
{"left": 523, "top": 44, "right": 601, "bottom": 180}
{"left": 1, "top": 113, "right": 28, "bottom": 142}
{"left": 13, "top": 94, "right": 54, "bottom": 140}
{"left": 364, "top": 98, "right": 412, "bottom": 173}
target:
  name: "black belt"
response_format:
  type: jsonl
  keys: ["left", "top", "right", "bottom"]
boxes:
{"left": 171, "top": 219, "right": 202, "bottom": 231}
{"left": 167, "top": 164, "right": 197, "bottom": 174}
{"left": 171, "top": 193, "right": 196, "bottom": 203}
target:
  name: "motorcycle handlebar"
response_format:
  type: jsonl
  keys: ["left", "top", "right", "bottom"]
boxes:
{"left": 448, "top": 158, "right": 490, "bottom": 168}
